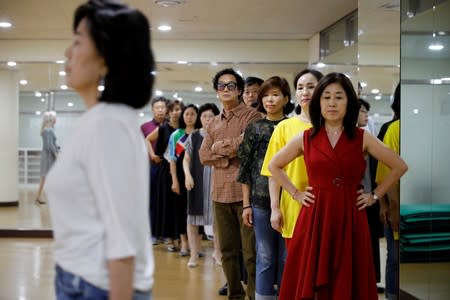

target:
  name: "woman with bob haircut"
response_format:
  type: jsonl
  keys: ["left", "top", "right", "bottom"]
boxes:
{"left": 269, "top": 73, "right": 408, "bottom": 300}
{"left": 45, "top": 1, "right": 155, "bottom": 299}
{"left": 238, "top": 76, "right": 294, "bottom": 299}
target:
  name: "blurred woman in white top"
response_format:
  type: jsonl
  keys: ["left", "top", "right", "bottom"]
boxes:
{"left": 46, "top": 1, "right": 155, "bottom": 299}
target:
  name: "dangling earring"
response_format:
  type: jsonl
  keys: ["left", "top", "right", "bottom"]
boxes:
{"left": 97, "top": 77, "right": 105, "bottom": 94}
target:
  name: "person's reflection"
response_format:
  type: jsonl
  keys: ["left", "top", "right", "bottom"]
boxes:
{"left": 375, "top": 83, "right": 401, "bottom": 300}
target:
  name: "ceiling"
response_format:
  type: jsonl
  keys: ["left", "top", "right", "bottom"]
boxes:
{"left": 0, "top": 0, "right": 405, "bottom": 116}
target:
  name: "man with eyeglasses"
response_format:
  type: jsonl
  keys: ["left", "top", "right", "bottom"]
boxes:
{"left": 200, "top": 68, "right": 262, "bottom": 300}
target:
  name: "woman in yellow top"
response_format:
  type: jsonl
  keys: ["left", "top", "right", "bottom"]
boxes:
{"left": 261, "top": 68, "right": 323, "bottom": 248}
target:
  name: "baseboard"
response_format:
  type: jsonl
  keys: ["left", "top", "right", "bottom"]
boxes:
{"left": 399, "top": 289, "right": 421, "bottom": 300}
{"left": 0, "top": 201, "right": 19, "bottom": 207}
{"left": 0, "top": 229, "right": 53, "bottom": 238}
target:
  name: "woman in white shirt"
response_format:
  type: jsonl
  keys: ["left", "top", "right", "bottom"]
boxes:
{"left": 46, "top": 1, "right": 155, "bottom": 299}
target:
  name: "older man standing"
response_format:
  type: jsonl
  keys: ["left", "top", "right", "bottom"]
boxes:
{"left": 200, "top": 68, "right": 261, "bottom": 300}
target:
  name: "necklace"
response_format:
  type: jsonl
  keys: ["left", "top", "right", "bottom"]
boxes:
{"left": 325, "top": 126, "right": 343, "bottom": 135}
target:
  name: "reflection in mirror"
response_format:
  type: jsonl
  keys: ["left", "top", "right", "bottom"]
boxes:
{"left": 400, "top": 0, "right": 450, "bottom": 299}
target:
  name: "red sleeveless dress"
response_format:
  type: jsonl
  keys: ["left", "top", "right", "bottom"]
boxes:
{"left": 279, "top": 127, "right": 377, "bottom": 300}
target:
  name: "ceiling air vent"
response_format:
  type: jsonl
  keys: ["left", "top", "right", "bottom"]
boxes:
{"left": 155, "top": 0, "right": 186, "bottom": 7}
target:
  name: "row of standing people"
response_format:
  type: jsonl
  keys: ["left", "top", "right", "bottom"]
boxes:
{"left": 197, "top": 68, "right": 407, "bottom": 300}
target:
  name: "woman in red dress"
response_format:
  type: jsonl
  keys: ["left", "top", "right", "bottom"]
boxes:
{"left": 268, "top": 73, "right": 408, "bottom": 300}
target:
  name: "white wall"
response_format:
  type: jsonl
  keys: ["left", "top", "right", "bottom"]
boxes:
{"left": 401, "top": 84, "right": 450, "bottom": 204}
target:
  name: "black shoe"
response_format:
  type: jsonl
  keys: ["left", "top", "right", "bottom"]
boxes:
{"left": 218, "top": 283, "right": 228, "bottom": 296}
{"left": 377, "top": 285, "right": 385, "bottom": 293}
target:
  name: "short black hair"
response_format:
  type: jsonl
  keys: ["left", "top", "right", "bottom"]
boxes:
{"left": 358, "top": 98, "right": 370, "bottom": 111}
{"left": 256, "top": 76, "right": 294, "bottom": 115}
{"left": 151, "top": 96, "right": 168, "bottom": 108}
{"left": 74, "top": 0, "right": 154, "bottom": 109}
{"left": 199, "top": 103, "right": 220, "bottom": 117}
{"left": 392, "top": 83, "right": 400, "bottom": 118}
{"left": 293, "top": 68, "right": 324, "bottom": 90}
{"left": 178, "top": 104, "right": 201, "bottom": 129}
{"left": 212, "top": 68, "right": 245, "bottom": 97}
{"left": 245, "top": 76, "right": 264, "bottom": 87}
{"left": 167, "top": 99, "right": 185, "bottom": 112}
{"left": 309, "top": 72, "right": 359, "bottom": 139}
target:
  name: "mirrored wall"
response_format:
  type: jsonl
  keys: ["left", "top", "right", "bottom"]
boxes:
{"left": 399, "top": 0, "right": 450, "bottom": 299}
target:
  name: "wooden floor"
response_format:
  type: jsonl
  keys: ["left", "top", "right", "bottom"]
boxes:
{"left": 0, "top": 189, "right": 449, "bottom": 299}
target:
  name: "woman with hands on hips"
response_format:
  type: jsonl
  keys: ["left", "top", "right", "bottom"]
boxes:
{"left": 268, "top": 72, "right": 408, "bottom": 300}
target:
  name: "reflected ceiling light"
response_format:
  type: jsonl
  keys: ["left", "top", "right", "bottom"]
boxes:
{"left": 158, "top": 24, "right": 172, "bottom": 31}
{"left": 0, "top": 22, "right": 12, "bottom": 28}
{"left": 155, "top": 0, "right": 186, "bottom": 7}
{"left": 178, "top": 97, "right": 183, "bottom": 101}
{"left": 7, "top": 61, "right": 16, "bottom": 67}
{"left": 155, "top": 90, "right": 163, "bottom": 96}
{"left": 60, "top": 84, "right": 68, "bottom": 90}
{"left": 19, "top": 79, "right": 28, "bottom": 85}
{"left": 55, "top": 60, "right": 65, "bottom": 64}
{"left": 67, "top": 102, "right": 74, "bottom": 107}
{"left": 139, "top": 112, "right": 145, "bottom": 117}
{"left": 35, "top": 111, "right": 41, "bottom": 115}
{"left": 210, "top": 62, "right": 218, "bottom": 66}
{"left": 438, "top": 31, "right": 447, "bottom": 36}
{"left": 177, "top": 60, "right": 188, "bottom": 64}
{"left": 194, "top": 86, "right": 203, "bottom": 92}
{"left": 35, "top": 91, "right": 42, "bottom": 97}
{"left": 413, "top": 109, "right": 419, "bottom": 114}
{"left": 59, "top": 71, "right": 66, "bottom": 76}
{"left": 360, "top": 82, "right": 367, "bottom": 88}
{"left": 41, "top": 98, "right": 45, "bottom": 102}
{"left": 374, "top": 95, "right": 382, "bottom": 100}
{"left": 371, "top": 89, "right": 380, "bottom": 94}
{"left": 428, "top": 43, "right": 444, "bottom": 51}
{"left": 430, "top": 79, "right": 442, "bottom": 85}
{"left": 316, "top": 62, "right": 326, "bottom": 68}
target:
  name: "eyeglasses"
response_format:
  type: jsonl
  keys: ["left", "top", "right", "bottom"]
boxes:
{"left": 217, "top": 81, "right": 237, "bottom": 91}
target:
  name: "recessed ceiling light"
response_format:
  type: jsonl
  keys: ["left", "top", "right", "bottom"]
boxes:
{"left": 41, "top": 98, "right": 45, "bottom": 102}
{"left": 7, "top": 61, "right": 16, "bottom": 67}
{"left": 371, "top": 89, "right": 380, "bottom": 94}
{"left": 155, "top": 90, "right": 163, "bottom": 96}
{"left": 0, "top": 22, "right": 12, "bottom": 28}
{"left": 413, "top": 109, "right": 419, "bottom": 114}
{"left": 67, "top": 102, "right": 74, "bottom": 107}
{"left": 158, "top": 25, "right": 172, "bottom": 31}
{"left": 360, "top": 82, "right": 367, "bottom": 88}
{"left": 177, "top": 60, "right": 188, "bottom": 64}
{"left": 438, "top": 31, "right": 446, "bottom": 36}
{"left": 59, "top": 71, "right": 66, "bottom": 76}
{"left": 35, "top": 91, "right": 42, "bottom": 97}
{"left": 194, "top": 86, "right": 203, "bottom": 92}
{"left": 155, "top": 0, "right": 186, "bottom": 7}
{"left": 429, "top": 43, "right": 444, "bottom": 51}
{"left": 430, "top": 79, "right": 442, "bottom": 85}
{"left": 60, "top": 85, "right": 68, "bottom": 90}
{"left": 35, "top": 111, "right": 41, "bottom": 115}
{"left": 374, "top": 95, "right": 382, "bottom": 100}
{"left": 55, "top": 60, "right": 65, "bottom": 64}
{"left": 210, "top": 62, "right": 218, "bottom": 66}
{"left": 316, "top": 62, "right": 326, "bottom": 68}
{"left": 19, "top": 79, "right": 28, "bottom": 85}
